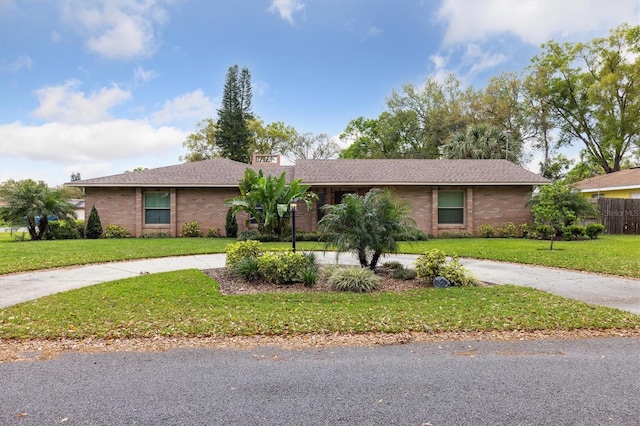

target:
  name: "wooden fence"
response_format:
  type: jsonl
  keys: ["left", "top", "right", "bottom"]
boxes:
{"left": 596, "top": 198, "right": 640, "bottom": 235}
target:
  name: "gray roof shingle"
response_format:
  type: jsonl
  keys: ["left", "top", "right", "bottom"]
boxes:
{"left": 573, "top": 168, "right": 640, "bottom": 191}
{"left": 69, "top": 158, "right": 549, "bottom": 187}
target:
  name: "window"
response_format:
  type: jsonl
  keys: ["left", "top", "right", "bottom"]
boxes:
{"left": 317, "top": 193, "right": 326, "bottom": 221}
{"left": 438, "top": 191, "right": 464, "bottom": 224}
{"left": 145, "top": 192, "right": 170, "bottom": 224}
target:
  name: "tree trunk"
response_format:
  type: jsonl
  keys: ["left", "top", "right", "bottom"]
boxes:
{"left": 369, "top": 251, "right": 382, "bottom": 270}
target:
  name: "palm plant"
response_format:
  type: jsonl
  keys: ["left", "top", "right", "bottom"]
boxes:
{"left": 225, "top": 168, "right": 316, "bottom": 237}
{"left": 318, "top": 188, "right": 417, "bottom": 270}
{"left": 0, "top": 179, "right": 76, "bottom": 240}
{"left": 441, "top": 123, "right": 521, "bottom": 164}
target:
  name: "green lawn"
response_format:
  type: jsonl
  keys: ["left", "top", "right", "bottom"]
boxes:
{"left": 1, "top": 234, "right": 638, "bottom": 277}
{"left": 1, "top": 269, "right": 637, "bottom": 340}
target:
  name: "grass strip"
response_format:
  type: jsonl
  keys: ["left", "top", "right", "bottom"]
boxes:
{"left": 1, "top": 270, "right": 637, "bottom": 340}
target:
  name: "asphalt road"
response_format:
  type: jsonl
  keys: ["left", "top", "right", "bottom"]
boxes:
{"left": 1, "top": 337, "right": 639, "bottom": 425}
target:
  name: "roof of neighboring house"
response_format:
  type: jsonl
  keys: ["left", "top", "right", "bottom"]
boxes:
{"left": 573, "top": 167, "right": 640, "bottom": 192}
{"left": 67, "top": 158, "right": 549, "bottom": 188}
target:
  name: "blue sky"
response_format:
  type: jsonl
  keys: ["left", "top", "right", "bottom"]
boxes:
{"left": 1, "top": 0, "right": 638, "bottom": 186}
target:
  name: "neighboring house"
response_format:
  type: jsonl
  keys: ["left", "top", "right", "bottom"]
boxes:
{"left": 573, "top": 167, "right": 640, "bottom": 199}
{"left": 69, "top": 199, "right": 86, "bottom": 220}
{"left": 66, "top": 157, "right": 549, "bottom": 237}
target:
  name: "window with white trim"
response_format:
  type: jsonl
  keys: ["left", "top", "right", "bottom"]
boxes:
{"left": 144, "top": 192, "right": 170, "bottom": 224}
{"left": 438, "top": 191, "right": 464, "bottom": 224}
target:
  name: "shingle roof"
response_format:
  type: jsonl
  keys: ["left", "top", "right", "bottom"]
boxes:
{"left": 72, "top": 158, "right": 293, "bottom": 187}
{"left": 573, "top": 168, "right": 640, "bottom": 191}
{"left": 68, "top": 158, "right": 549, "bottom": 187}
{"left": 295, "top": 159, "right": 549, "bottom": 185}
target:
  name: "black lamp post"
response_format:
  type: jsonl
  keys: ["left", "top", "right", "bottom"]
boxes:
{"left": 290, "top": 198, "right": 297, "bottom": 252}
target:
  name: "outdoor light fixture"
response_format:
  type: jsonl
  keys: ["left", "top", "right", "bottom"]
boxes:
{"left": 290, "top": 198, "right": 297, "bottom": 252}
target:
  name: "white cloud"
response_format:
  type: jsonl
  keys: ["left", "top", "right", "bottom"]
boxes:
{"left": 134, "top": 66, "right": 159, "bottom": 84}
{"left": 436, "top": 0, "right": 639, "bottom": 46}
{"left": 269, "top": 0, "right": 305, "bottom": 24}
{"left": 151, "top": 89, "right": 216, "bottom": 125}
{"left": 0, "top": 120, "right": 187, "bottom": 163}
{"left": 462, "top": 44, "right": 507, "bottom": 76}
{"left": 60, "top": 0, "right": 169, "bottom": 60}
{"left": 2, "top": 55, "right": 33, "bottom": 73}
{"left": 31, "top": 80, "right": 131, "bottom": 124}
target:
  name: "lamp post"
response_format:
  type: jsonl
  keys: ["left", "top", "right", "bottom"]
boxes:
{"left": 290, "top": 198, "right": 297, "bottom": 252}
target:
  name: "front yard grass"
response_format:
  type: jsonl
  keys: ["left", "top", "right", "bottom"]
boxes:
{"left": 2, "top": 234, "right": 638, "bottom": 277}
{"left": 0, "top": 270, "right": 638, "bottom": 340}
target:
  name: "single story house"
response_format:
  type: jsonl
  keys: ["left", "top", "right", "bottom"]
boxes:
{"left": 66, "top": 157, "right": 549, "bottom": 237}
{"left": 573, "top": 167, "right": 640, "bottom": 199}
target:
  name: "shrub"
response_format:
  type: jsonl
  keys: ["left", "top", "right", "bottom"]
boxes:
{"left": 382, "top": 261, "right": 404, "bottom": 270}
{"left": 45, "top": 220, "right": 80, "bottom": 240}
{"left": 237, "top": 229, "right": 261, "bottom": 241}
{"left": 225, "top": 208, "right": 238, "bottom": 238}
{"left": 233, "top": 256, "right": 261, "bottom": 281}
{"left": 585, "top": 223, "right": 605, "bottom": 239}
{"left": 257, "top": 251, "right": 313, "bottom": 284}
{"left": 180, "top": 221, "right": 202, "bottom": 237}
{"left": 497, "top": 222, "right": 518, "bottom": 238}
{"left": 439, "top": 231, "right": 473, "bottom": 238}
{"left": 104, "top": 224, "right": 132, "bottom": 238}
{"left": 75, "top": 220, "right": 85, "bottom": 238}
{"left": 85, "top": 205, "right": 103, "bottom": 239}
{"left": 414, "top": 249, "right": 447, "bottom": 282}
{"left": 439, "top": 259, "right": 476, "bottom": 287}
{"left": 392, "top": 267, "right": 417, "bottom": 280}
{"left": 225, "top": 240, "right": 264, "bottom": 269}
{"left": 520, "top": 223, "right": 534, "bottom": 238}
{"left": 327, "top": 266, "right": 380, "bottom": 293}
{"left": 536, "top": 224, "right": 554, "bottom": 240}
{"left": 301, "top": 266, "right": 318, "bottom": 287}
{"left": 206, "top": 228, "right": 220, "bottom": 238}
{"left": 477, "top": 224, "right": 496, "bottom": 238}
{"left": 139, "top": 232, "right": 170, "bottom": 238}
{"left": 415, "top": 249, "right": 476, "bottom": 286}
{"left": 563, "top": 224, "right": 586, "bottom": 241}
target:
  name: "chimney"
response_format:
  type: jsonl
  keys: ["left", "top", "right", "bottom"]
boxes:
{"left": 252, "top": 154, "right": 281, "bottom": 166}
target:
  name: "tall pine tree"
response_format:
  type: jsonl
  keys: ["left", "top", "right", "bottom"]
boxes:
{"left": 215, "top": 65, "right": 253, "bottom": 163}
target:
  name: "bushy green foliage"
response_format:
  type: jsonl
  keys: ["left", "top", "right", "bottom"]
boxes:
{"left": 478, "top": 224, "right": 496, "bottom": 238}
{"left": 85, "top": 205, "right": 103, "bottom": 239}
{"left": 563, "top": 224, "right": 586, "bottom": 241}
{"left": 180, "top": 221, "right": 202, "bottom": 237}
{"left": 497, "top": 222, "right": 518, "bottom": 238}
{"left": 327, "top": 266, "right": 380, "bottom": 293}
{"left": 415, "top": 249, "right": 476, "bottom": 286}
{"left": 75, "top": 220, "right": 85, "bottom": 238}
{"left": 225, "top": 208, "right": 238, "bottom": 238}
{"left": 104, "top": 224, "right": 132, "bottom": 239}
{"left": 392, "top": 267, "right": 417, "bottom": 280}
{"left": 300, "top": 267, "right": 318, "bottom": 287}
{"left": 439, "top": 231, "right": 473, "bottom": 238}
{"left": 237, "top": 229, "right": 279, "bottom": 242}
{"left": 206, "top": 228, "right": 220, "bottom": 238}
{"left": 585, "top": 223, "right": 605, "bottom": 239}
{"left": 44, "top": 220, "right": 80, "bottom": 240}
{"left": 225, "top": 240, "right": 264, "bottom": 269}
{"left": 257, "top": 251, "right": 313, "bottom": 284}
{"left": 519, "top": 223, "right": 534, "bottom": 238}
{"left": 536, "top": 224, "right": 554, "bottom": 240}
{"left": 138, "top": 232, "right": 171, "bottom": 238}
{"left": 414, "top": 249, "right": 447, "bottom": 281}
{"left": 233, "top": 256, "right": 261, "bottom": 281}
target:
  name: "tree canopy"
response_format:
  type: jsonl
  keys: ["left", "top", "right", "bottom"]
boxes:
{"left": 214, "top": 65, "right": 254, "bottom": 163}
{"left": 528, "top": 23, "right": 640, "bottom": 173}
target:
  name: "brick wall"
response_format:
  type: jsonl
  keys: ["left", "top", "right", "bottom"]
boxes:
{"left": 85, "top": 185, "right": 534, "bottom": 238}
{"left": 472, "top": 186, "right": 533, "bottom": 233}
